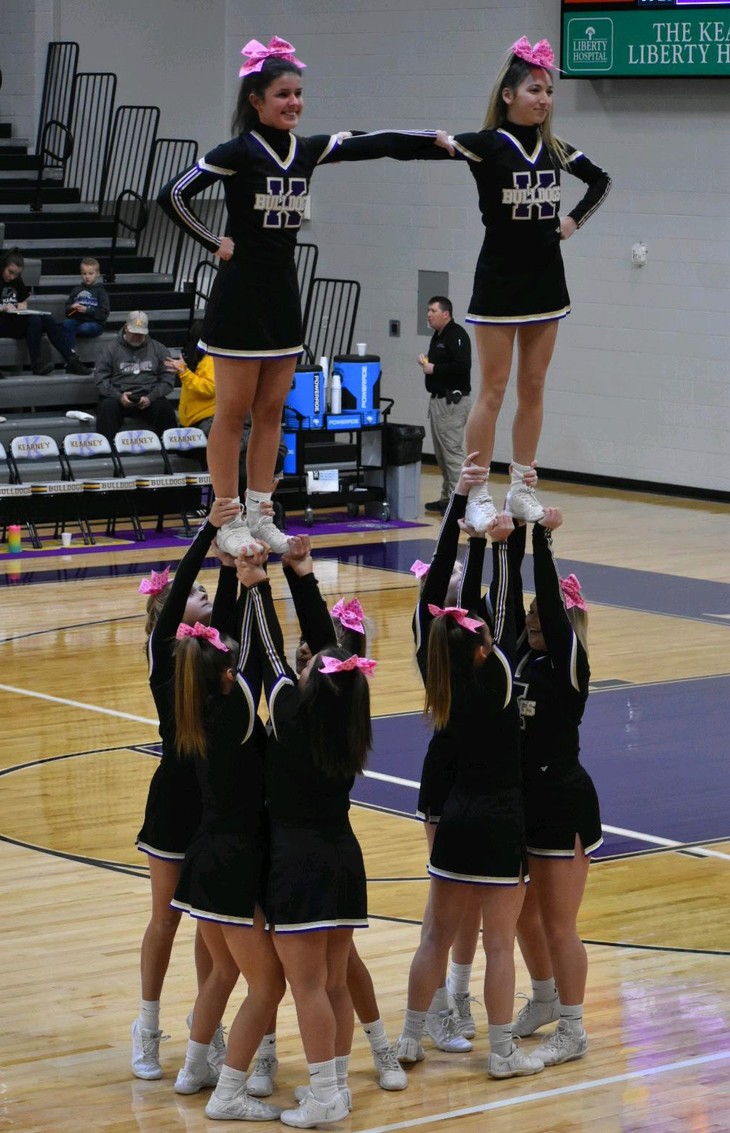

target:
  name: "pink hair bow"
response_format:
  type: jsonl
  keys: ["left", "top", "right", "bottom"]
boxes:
{"left": 319, "top": 654, "right": 377, "bottom": 677}
{"left": 427, "top": 604, "right": 483, "bottom": 633}
{"left": 330, "top": 597, "right": 365, "bottom": 634}
{"left": 138, "top": 565, "right": 171, "bottom": 596}
{"left": 175, "top": 622, "right": 229, "bottom": 653}
{"left": 560, "top": 574, "right": 587, "bottom": 611}
{"left": 410, "top": 559, "right": 430, "bottom": 579}
{"left": 510, "top": 36, "right": 556, "bottom": 71}
{"left": 239, "top": 36, "right": 306, "bottom": 78}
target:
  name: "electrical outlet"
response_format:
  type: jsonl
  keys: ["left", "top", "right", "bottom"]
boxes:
{"left": 389, "top": 319, "right": 400, "bottom": 337}
{"left": 321, "top": 315, "right": 329, "bottom": 330}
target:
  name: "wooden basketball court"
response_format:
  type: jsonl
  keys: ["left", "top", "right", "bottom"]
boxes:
{"left": 2, "top": 468, "right": 728, "bottom": 1132}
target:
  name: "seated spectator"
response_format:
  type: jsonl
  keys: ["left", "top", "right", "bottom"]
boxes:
{"left": 62, "top": 257, "right": 110, "bottom": 351}
{"left": 168, "top": 320, "right": 287, "bottom": 495}
{"left": 94, "top": 310, "right": 178, "bottom": 443}
{"left": 0, "top": 248, "right": 91, "bottom": 377}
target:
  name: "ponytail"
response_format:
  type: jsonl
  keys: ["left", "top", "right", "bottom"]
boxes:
{"left": 425, "top": 615, "right": 483, "bottom": 731}
{"left": 173, "top": 633, "right": 237, "bottom": 758}
{"left": 300, "top": 647, "right": 372, "bottom": 777}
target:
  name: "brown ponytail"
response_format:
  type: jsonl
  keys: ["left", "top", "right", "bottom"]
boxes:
{"left": 173, "top": 634, "right": 237, "bottom": 758}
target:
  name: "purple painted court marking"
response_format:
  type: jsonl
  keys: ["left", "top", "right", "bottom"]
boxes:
{"left": 0, "top": 516, "right": 424, "bottom": 563}
{"left": 333, "top": 539, "right": 730, "bottom": 626}
{"left": 356, "top": 674, "right": 730, "bottom": 859}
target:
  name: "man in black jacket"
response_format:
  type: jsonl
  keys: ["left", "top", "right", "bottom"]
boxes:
{"left": 418, "top": 296, "right": 472, "bottom": 514}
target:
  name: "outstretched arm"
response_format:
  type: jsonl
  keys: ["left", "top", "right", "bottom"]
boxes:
{"left": 532, "top": 510, "right": 589, "bottom": 694}
{"left": 281, "top": 536, "right": 337, "bottom": 655}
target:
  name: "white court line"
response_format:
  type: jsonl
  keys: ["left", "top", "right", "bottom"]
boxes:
{"left": 3, "top": 683, "right": 728, "bottom": 861}
{"left": 0, "top": 683, "right": 157, "bottom": 726}
{"left": 363, "top": 769, "right": 730, "bottom": 861}
{"left": 357, "top": 1049, "right": 730, "bottom": 1133}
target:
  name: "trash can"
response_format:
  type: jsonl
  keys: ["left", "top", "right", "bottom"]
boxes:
{"left": 383, "top": 423, "right": 425, "bottom": 521}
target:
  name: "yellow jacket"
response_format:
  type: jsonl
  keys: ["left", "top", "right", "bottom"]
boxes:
{"left": 178, "top": 354, "right": 216, "bottom": 427}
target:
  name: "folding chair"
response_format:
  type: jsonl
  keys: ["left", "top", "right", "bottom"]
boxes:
{"left": 113, "top": 429, "right": 191, "bottom": 537}
{"left": 0, "top": 441, "right": 34, "bottom": 547}
{"left": 62, "top": 431, "right": 143, "bottom": 543}
{"left": 8, "top": 434, "right": 88, "bottom": 548}
{"left": 162, "top": 426, "right": 212, "bottom": 518}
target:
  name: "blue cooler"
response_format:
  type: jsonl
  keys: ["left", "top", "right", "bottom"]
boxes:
{"left": 284, "top": 364, "right": 324, "bottom": 429}
{"left": 333, "top": 355, "right": 381, "bottom": 422}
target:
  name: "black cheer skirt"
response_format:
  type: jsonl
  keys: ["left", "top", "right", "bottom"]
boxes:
{"left": 428, "top": 784, "right": 528, "bottom": 885}
{"left": 200, "top": 256, "right": 302, "bottom": 358}
{"left": 523, "top": 762, "right": 603, "bottom": 857}
{"left": 136, "top": 757, "right": 202, "bottom": 860}
{"left": 265, "top": 818, "right": 368, "bottom": 933}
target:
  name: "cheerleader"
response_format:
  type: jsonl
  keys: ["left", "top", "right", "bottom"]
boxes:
{"left": 158, "top": 35, "right": 443, "bottom": 559}
{"left": 132, "top": 497, "right": 239, "bottom": 1081}
{"left": 239, "top": 550, "right": 376, "bottom": 1128}
{"left": 510, "top": 509, "right": 601, "bottom": 1065}
{"left": 434, "top": 37, "right": 610, "bottom": 530}
{"left": 410, "top": 456, "right": 490, "bottom": 1053}
{"left": 168, "top": 574, "right": 285, "bottom": 1122}
{"left": 396, "top": 510, "right": 544, "bottom": 1080}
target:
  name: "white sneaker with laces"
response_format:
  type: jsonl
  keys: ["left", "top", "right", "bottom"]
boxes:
{"left": 486, "top": 1044, "right": 545, "bottom": 1079}
{"left": 451, "top": 993, "right": 477, "bottom": 1039}
{"left": 205, "top": 1088, "right": 282, "bottom": 1121}
{"left": 533, "top": 1019, "right": 589, "bottom": 1065}
{"left": 394, "top": 1035, "right": 426, "bottom": 1064}
{"left": 504, "top": 482, "right": 545, "bottom": 522}
{"left": 464, "top": 490, "right": 497, "bottom": 533}
{"left": 280, "top": 1090, "right": 350, "bottom": 1128}
{"left": 174, "top": 1064, "right": 219, "bottom": 1094}
{"left": 425, "top": 1009, "right": 473, "bottom": 1052}
{"left": 247, "top": 510, "right": 290, "bottom": 555}
{"left": 512, "top": 994, "right": 560, "bottom": 1038}
{"left": 131, "top": 1018, "right": 165, "bottom": 1080}
{"left": 246, "top": 1053, "right": 279, "bottom": 1097}
{"left": 293, "top": 1086, "right": 352, "bottom": 1111}
{"left": 216, "top": 514, "right": 262, "bottom": 557}
{"left": 372, "top": 1044, "right": 408, "bottom": 1090}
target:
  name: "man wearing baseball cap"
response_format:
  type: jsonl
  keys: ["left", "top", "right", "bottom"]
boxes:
{"left": 94, "top": 311, "right": 178, "bottom": 442}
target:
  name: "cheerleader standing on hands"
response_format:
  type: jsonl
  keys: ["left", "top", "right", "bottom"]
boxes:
{"left": 158, "top": 35, "right": 446, "bottom": 559}
{"left": 434, "top": 37, "right": 610, "bottom": 530}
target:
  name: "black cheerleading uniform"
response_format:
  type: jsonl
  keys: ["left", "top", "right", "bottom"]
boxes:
{"left": 412, "top": 491, "right": 469, "bottom": 823}
{"left": 157, "top": 126, "right": 439, "bottom": 358}
{"left": 427, "top": 532, "right": 528, "bottom": 886}
{"left": 248, "top": 577, "right": 368, "bottom": 934}
{"left": 511, "top": 523, "right": 602, "bottom": 858}
{"left": 171, "top": 590, "right": 269, "bottom": 925}
{"left": 136, "top": 522, "right": 218, "bottom": 859}
{"left": 444, "top": 123, "right": 610, "bottom": 324}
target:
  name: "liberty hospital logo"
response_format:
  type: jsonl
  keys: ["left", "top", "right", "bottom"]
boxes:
{"left": 254, "top": 177, "right": 308, "bottom": 228}
{"left": 502, "top": 171, "right": 561, "bottom": 220}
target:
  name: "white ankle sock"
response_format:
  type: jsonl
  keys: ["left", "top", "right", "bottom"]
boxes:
{"left": 334, "top": 1054, "right": 350, "bottom": 1089}
{"left": 215, "top": 1064, "right": 247, "bottom": 1099}
{"left": 308, "top": 1058, "right": 339, "bottom": 1103}
{"left": 510, "top": 461, "right": 532, "bottom": 485}
{"left": 139, "top": 1000, "right": 160, "bottom": 1031}
{"left": 488, "top": 1023, "right": 513, "bottom": 1057}
{"left": 184, "top": 1038, "right": 210, "bottom": 1073}
{"left": 255, "top": 1033, "right": 277, "bottom": 1057}
{"left": 447, "top": 962, "right": 473, "bottom": 998}
{"left": 531, "top": 977, "right": 558, "bottom": 1003}
{"left": 402, "top": 1008, "right": 427, "bottom": 1041}
{"left": 362, "top": 1018, "right": 389, "bottom": 1052}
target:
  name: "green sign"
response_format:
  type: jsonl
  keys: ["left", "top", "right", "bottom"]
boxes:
{"left": 562, "top": 10, "right": 730, "bottom": 76}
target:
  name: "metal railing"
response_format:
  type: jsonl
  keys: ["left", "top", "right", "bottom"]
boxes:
{"left": 105, "top": 190, "right": 149, "bottom": 283}
{"left": 301, "top": 278, "right": 360, "bottom": 363}
{"left": 139, "top": 138, "right": 198, "bottom": 281}
{"left": 98, "top": 105, "right": 160, "bottom": 215}
{"left": 35, "top": 41, "right": 78, "bottom": 155}
{"left": 66, "top": 72, "right": 117, "bottom": 206}
{"left": 31, "top": 119, "right": 74, "bottom": 212}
